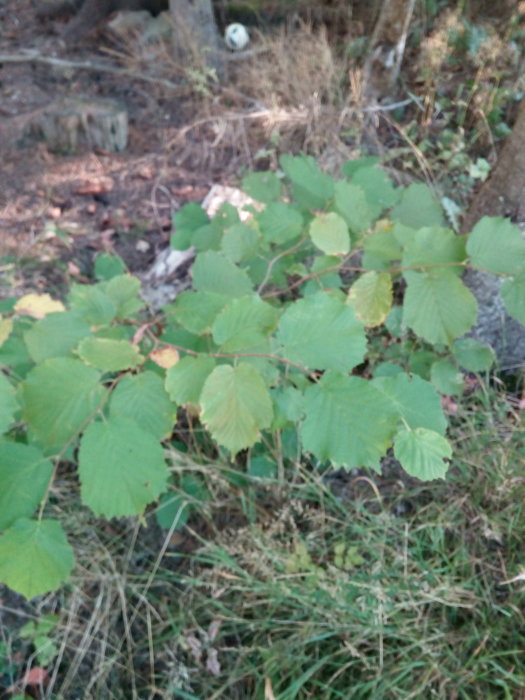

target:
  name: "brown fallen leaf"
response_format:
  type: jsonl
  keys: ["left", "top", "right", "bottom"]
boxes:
{"left": 75, "top": 177, "right": 114, "bottom": 196}
{"left": 23, "top": 666, "right": 48, "bottom": 686}
{"left": 206, "top": 648, "right": 221, "bottom": 676}
{"left": 137, "top": 165, "right": 154, "bottom": 180}
{"left": 47, "top": 206, "right": 62, "bottom": 219}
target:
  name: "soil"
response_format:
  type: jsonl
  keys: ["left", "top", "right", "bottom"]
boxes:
{"left": 0, "top": 0, "right": 233, "bottom": 286}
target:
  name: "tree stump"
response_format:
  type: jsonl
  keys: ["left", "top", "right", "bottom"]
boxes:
{"left": 28, "top": 97, "right": 128, "bottom": 153}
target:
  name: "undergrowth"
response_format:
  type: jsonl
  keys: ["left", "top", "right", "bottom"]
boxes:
{"left": 2, "top": 3, "right": 525, "bottom": 699}
{"left": 2, "top": 383, "right": 524, "bottom": 699}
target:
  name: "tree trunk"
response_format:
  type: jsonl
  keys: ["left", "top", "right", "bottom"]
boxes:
{"left": 169, "top": 0, "right": 222, "bottom": 76}
{"left": 463, "top": 98, "right": 525, "bottom": 231}
{"left": 462, "top": 98, "right": 525, "bottom": 370}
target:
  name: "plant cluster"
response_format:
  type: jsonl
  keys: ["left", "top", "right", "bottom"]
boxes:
{"left": 1, "top": 154, "right": 525, "bottom": 599}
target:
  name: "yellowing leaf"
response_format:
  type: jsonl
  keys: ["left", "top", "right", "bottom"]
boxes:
{"left": 309, "top": 212, "right": 350, "bottom": 255}
{"left": 14, "top": 294, "right": 66, "bottom": 319}
{"left": 150, "top": 347, "right": 180, "bottom": 369}
{"left": 0, "top": 317, "right": 13, "bottom": 348}
{"left": 347, "top": 271, "right": 393, "bottom": 327}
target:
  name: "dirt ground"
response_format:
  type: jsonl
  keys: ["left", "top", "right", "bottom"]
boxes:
{"left": 0, "top": 0, "right": 236, "bottom": 284}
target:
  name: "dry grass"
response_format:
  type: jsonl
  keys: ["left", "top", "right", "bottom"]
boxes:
{"left": 109, "top": 18, "right": 369, "bottom": 175}
{"left": 2, "top": 382, "right": 525, "bottom": 699}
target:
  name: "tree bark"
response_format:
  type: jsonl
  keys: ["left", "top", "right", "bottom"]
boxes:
{"left": 463, "top": 98, "right": 525, "bottom": 231}
{"left": 462, "top": 98, "right": 525, "bottom": 370}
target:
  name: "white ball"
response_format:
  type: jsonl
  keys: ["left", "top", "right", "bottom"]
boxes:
{"left": 224, "top": 23, "right": 250, "bottom": 51}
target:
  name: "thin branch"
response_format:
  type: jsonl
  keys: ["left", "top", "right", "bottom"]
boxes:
{"left": 257, "top": 236, "right": 308, "bottom": 295}
{"left": 0, "top": 50, "right": 415, "bottom": 115}
{"left": 158, "top": 342, "right": 313, "bottom": 376}
{"left": 0, "top": 49, "right": 184, "bottom": 91}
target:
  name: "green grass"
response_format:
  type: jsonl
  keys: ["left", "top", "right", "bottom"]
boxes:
{"left": 3, "top": 380, "right": 522, "bottom": 699}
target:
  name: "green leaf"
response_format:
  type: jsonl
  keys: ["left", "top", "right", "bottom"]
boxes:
{"left": 453, "top": 338, "right": 495, "bottom": 372}
{"left": 303, "top": 255, "right": 342, "bottom": 293}
{"left": 501, "top": 269, "right": 525, "bottom": 324}
{"left": 403, "top": 270, "right": 477, "bottom": 345}
{"left": 192, "top": 251, "right": 253, "bottom": 298}
{"left": 347, "top": 271, "right": 393, "bottom": 327}
{"left": 181, "top": 474, "right": 210, "bottom": 503}
{"left": 94, "top": 253, "right": 126, "bottom": 280}
{"left": 393, "top": 427, "right": 451, "bottom": 481}
{"left": 76, "top": 337, "right": 143, "bottom": 372}
{"left": 334, "top": 181, "right": 375, "bottom": 233}
{"left": 155, "top": 491, "right": 191, "bottom": 530}
{"left": 0, "top": 372, "right": 19, "bottom": 435}
{"left": 351, "top": 166, "right": 399, "bottom": 215}
{"left": 276, "top": 292, "right": 366, "bottom": 371}
{"left": 109, "top": 372, "right": 175, "bottom": 440}
{"left": 466, "top": 217, "right": 525, "bottom": 275}
{"left": 212, "top": 202, "right": 241, "bottom": 229}
{"left": 309, "top": 212, "right": 350, "bottom": 255}
{"left": 171, "top": 203, "right": 209, "bottom": 250}
{"left": 22, "top": 358, "right": 106, "bottom": 451}
{"left": 372, "top": 372, "right": 447, "bottom": 435}
{"left": 342, "top": 157, "right": 380, "bottom": 177}
{"left": 102, "top": 275, "right": 144, "bottom": 318}
{"left": 270, "top": 385, "right": 304, "bottom": 429}
{"left": 385, "top": 305, "right": 404, "bottom": 337}
{"left": 0, "top": 442, "right": 53, "bottom": 530}
{"left": 0, "top": 328, "right": 32, "bottom": 374}
{"left": 392, "top": 184, "right": 445, "bottom": 228}
{"left": 242, "top": 171, "right": 282, "bottom": 203}
{"left": 409, "top": 351, "right": 436, "bottom": 380}
{"left": 168, "top": 290, "right": 228, "bottom": 335}
{"left": 373, "top": 361, "right": 404, "bottom": 378}
{"left": 78, "top": 416, "right": 168, "bottom": 517}
{"left": 430, "top": 359, "right": 464, "bottom": 396}
{"left": 232, "top": 340, "right": 279, "bottom": 386}
{"left": 68, "top": 284, "right": 117, "bottom": 325}
{"left": 165, "top": 355, "right": 216, "bottom": 404}
{"left": 280, "top": 154, "right": 334, "bottom": 210}
{"left": 248, "top": 455, "right": 277, "bottom": 479}
{"left": 391, "top": 221, "right": 417, "bottom": 247}
{"left": 402, "top": 227, "right": 466, "bottom": 275}
{"left": 212, "top": 295, "right": 280, "bottom": 351}
{"left": 0, "top": 518, "right": 74, "bottom": 598}
{"left": 362, "top": 229, "right": 403, "bottom": 270}
{"left": 221, "top": 223, "right": 260, "bottom": 263}
{"left": 94, "top": 325, "right": 134, "bottom": 341}
{"left": 192, "top": 223, "right": 222, "bottom": 252}
{"left": 24, "top": 312, "right": 91, "bottom": 364}
{"left": 256, "top": 202, "right": 304, "bottom": 245}
{"left": 160, "top": 325, "right": 210, "bottom": 354}
{"left": 301, "top": 373, "right": 395, "bottom": 468}
{"left": 373, "top": 373, "right": 447, "bottom": 435}
{"left": 200, "top": 363, "right": 273, "bottom": 454}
